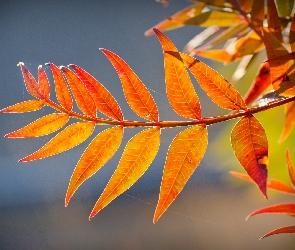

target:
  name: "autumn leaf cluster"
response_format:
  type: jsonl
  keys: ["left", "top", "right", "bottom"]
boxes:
{"left": 2, "top": 0, "right": 295, "bottom": 239}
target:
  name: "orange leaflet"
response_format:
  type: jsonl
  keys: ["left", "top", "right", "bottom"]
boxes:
{"left": 144, "top": 3, "right": 206, "bottom": 36}
{"left": 231, "top": 115, "right": 268, "bottom": 198}
{"left": 0, "top": 100, "right": 44, "bottom": 113}
{"left": 18, "top": 62, "right": 43, "bottom": 99}
{"left": 230, "top": 171, "right": 295, "bottom": 195}
{"left": 184, "top": 10, "right": 244, "bottom": 27}
{"left": 191, "top": 49, "right": 233, "bottom": 64}
{"left": 262, "top": 29, "right": 295, "bottom": 96}
{"left": 65, "top": 126, "right": 124, "bottom": 206}
{"left": 61, "top": 66, "right": 96, "bottom": 117}
{"left": 100, "top": 49, "right": 159, "bottom": 122}
{"left": 278, "top": 101, "right": 295, "bottom": 143}
{"left": 247, "top": 204, "right": 295, "bottom": 220}
{"left": 179, "top": 52, "right": 247, "bottom": 111}
{"left": 47, "top": 63, "right": 73, "bottom": 111}
{"left": 153, "top": 28, "right": 201, "bottom": 119}
{"left": 38, "top": 65, "right": 50, "bottom": 99}
{"left": 261, "top": 225, "right": 295, "bottom": 239}
{"left": 244, "top": 61, "right": 271, "bottom": 105}
{"left": 5, "top": 113, "right": 69, "bottom": 138}
{"left": 89, "top": 127, "right": 160, "bottom": 219}
{"left": 286, "top": 149, "right": 295, "bottom": 188}
{"left": 19, "top": 121, "right": 95, "bottom": 162}
{"left": 70, "top": 64, "right": 123, "bottom": 121}
{"left": 153, "top": 125, "right": 208, "bottom": 223}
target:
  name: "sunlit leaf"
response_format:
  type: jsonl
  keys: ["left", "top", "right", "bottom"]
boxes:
{"left": 65, "top": 126, "right": 124, "bottom": 206}
{"left": 89, "top": 127, "right": 160, "bottom": 219}
{"left": 38, "top": 65, "right": 50, "bottom": 99}
{"left": 19, "top": 121, "right": 95, "bottom": 162}
{"left": 191, "top": 49, "right": 233, "bottom": 64}
{"left": 61, "top": 66, "right": 96, "bottom": 117}
{"left": 260, "top": 225, "right": 295, "bottom": 238}
{"left": 47, "top": 63, "right": 73, "bottom": 111}
{"left": 154, "top": 125, "right": 208, "bottom": 223}
{"left": 231, "top": 115, "right": 268, "bottom": 197}
{"left": 278, "top": 101, "right": 295, "bottom": 143}
{"left": 18, "top": 62, "right": 43, "bottom": 99}
{"left": 0, "top": 100, "right": 45, "bottom": 113}
{"left": 70, "top": 64, "right": 123, "bottom": 121}
{"left": 286, "top": 149, "right": 295, "bottom": 188}
{"left": 184, "top": 10, "right": 244, "bottom": 27}
{"left": 267, "top": 0, "right": 283, "bottom": 43}
{"left": 247, "top": 204, "right": 295, "bottom": 219}
{"left": 5, "top": 113, "right": 69, "bottom": 138}
{"left": 144, "top": 3, "right": 206, "bottom": 36}
{"left": 244, "top": 61, "right": 271, "bottom": 105}
{"left": 231, "top": 31, "right": 264, "bottom": 60}
{"left": 153, "top": 28, "right": 201, "bottom": 119}
{"left": 262, "top": 29, "right": 295, "bottom": 97}
{"left": 191, "top": 23, "right": 249, "bottom": 52}
{"left": 230, "top": 171, "right": 295, "bottom": 195}
{"left": 178, "top": 52, "right": 247, "bottom": 111}
{"left": 100, "top": 49, "right": 159, "bottom": 122}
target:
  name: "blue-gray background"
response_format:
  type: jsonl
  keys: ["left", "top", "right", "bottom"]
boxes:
{"left": 0, "top": 0, "right": 294, "bottom": 249}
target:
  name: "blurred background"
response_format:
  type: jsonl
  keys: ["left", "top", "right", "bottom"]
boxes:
{"left": 0, "top": 0, "right": 294, "bottom": 249}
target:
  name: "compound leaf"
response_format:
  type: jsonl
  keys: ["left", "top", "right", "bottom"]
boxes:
{"left": 90, "top": 127, "right": 160, "bottom": 219}
{"left": 100, "top": 49, "right": 159, "bottom": 122}
{"left": 231, "top": 115, "right": 268, "bottom": 198}
{"left": 154, "top": 28, "right": 201, "bottom": 119}
{"left": 19, "top": 121, "right": 95, "bottom": 162}
{"left": 65, "top": 126, "right": 124, "bottom": 206}
{"left": 5, "top": 113, "right": 69, "bottom": 138}
{"left": 153, "top": 125, "right": 208, "bottom": 223}
{"left": 70, "top": 64, "right": 123, "bottom": 121}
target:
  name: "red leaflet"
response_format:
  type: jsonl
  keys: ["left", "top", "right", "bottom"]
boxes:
{"left": 90, "top": 127, "right": 160, "bottom": 219}
{"left": 5, "top": 113, "right": 69, "bottom": 138}
{"left": 261, "top": 225, "right": 295, "bottom": 238}
{"left": 153, "top": 28, "right": 201, "bottom": 119}
{"left": 153, "top": 125, "right": 208, "bottom": 223}
{"left": 247, "top": 203, "right": 295, "bottom": 219}
{"left": 61, "top": 66, "right": 96, "bottom": 117}
{"left": 38, "top": 65, "right": 50, "bottom": 99}
{"left": 70, "top": 64, "right": 123, "bottom": 121}
{"left": 230, "top": 171, "right": 295, "bottom": 195}
{"left": 19, "top": 122, "right": 95, "bottom": 162}
{"left": 18, "top": 62, "right": 43, "bottom": 99}
{"left": 231, "top": 115, "right": 268, "bottom": 198}
{"left": 244, "top": 61, "right": 271, "bottom": 105}
{"left": 100, "top": 49, "right": 159, "bottom": 122}
{"left": 0, "top": 100, "right": 44, "bottom": 113}
{"left": 47, "top": 63, "right": 73, "bottom": 111}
